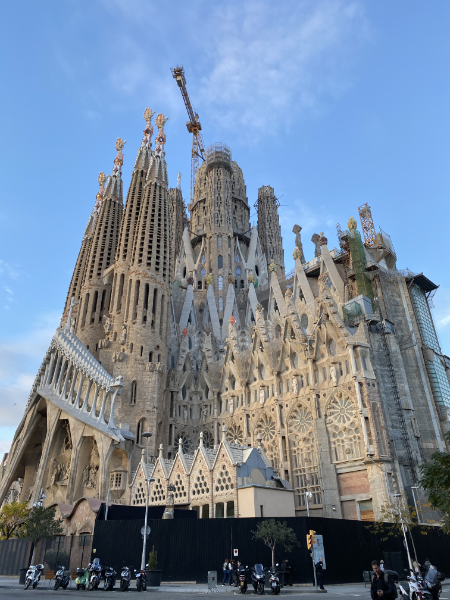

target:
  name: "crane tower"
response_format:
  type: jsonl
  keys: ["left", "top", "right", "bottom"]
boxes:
{"left": 171, "top": 66, "right": 206, "bottom": 205}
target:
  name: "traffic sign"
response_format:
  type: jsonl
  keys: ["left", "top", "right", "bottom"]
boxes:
{"left": 141, "top": 525, "right": 151, "bottom": 537}
{"left": 312, "top": 534, "right": 326, "bottom": 570}
{"left": 233, "top": 549, "right": 238, "bottom": 556}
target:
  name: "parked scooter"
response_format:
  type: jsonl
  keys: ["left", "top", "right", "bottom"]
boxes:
{"left": 269, "top": 565, "right": 281, "bottom": 595}
{"left": 399, "top": 568, "right": 433, "bottom": 600}
{"left": 135, "top": 565, "right": 148, "bottom": 592}
{"left": 75, "top": 567, "right": 89, "bottom": 590}
{"left": 239, "top": 565, "right": 250, "bottom": 594}
{"left": 120, "top": 566, "right": 132, "bottom": 591}
{"left": 251, "top": 564, "right": 265, "bottom": 596}
{"left": 88, "top": 558, "right": 102, "bottom": 591}
{"left": 104, "top": 565, "right": 117, "bottom": 591}
{"left": 24, "top": 564, "right": 44, "bottom": 589}
{"left": 53, "top": 565, "right": 70, "bottom": 590}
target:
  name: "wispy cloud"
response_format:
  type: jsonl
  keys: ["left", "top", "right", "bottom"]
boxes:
{"left": 0, "top": 259, "right": 25, "bottom": 280}
{"left": 0, "top": 311, "right": 60, "bottom": 453}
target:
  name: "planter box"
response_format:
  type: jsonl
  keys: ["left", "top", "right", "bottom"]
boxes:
{"left": 146, "top": 570, "right": 162, "bottom": 587}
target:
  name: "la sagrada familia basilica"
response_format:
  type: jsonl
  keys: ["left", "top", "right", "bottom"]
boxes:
{"left": 1, "top": 107, "right": 449, "bottom": 522}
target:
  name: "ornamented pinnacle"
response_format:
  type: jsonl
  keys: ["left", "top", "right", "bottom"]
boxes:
{"left": 112, "top": 137, "right": 126, "bottom": 177}
{"left": 348, "top": 217, "right": 357, "bottom": 230}
{"left": 142, "top": 108, "right": 155, "bottom": 149}
{"left": 154, "top": 113, "right": 169, "bottom": 155}
{"left": 94, "top": 171, "right": 107, "bottom": 211}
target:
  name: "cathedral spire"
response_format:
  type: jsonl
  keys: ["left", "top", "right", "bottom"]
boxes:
{"left": 134, "top": 107, "right": 155, "bottom": 171}
{"left": 104, "top": 137, "right": 126, "bottom": 203}
{"left": 146, "top": 113, "right": 169, "bottom": 188}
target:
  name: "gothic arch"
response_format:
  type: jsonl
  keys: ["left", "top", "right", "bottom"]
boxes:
{"left": 324, "top": 388, "right": 364, "bottom": 462}
{"left": 254, "top": 412, "right": 278, "bottom": 468}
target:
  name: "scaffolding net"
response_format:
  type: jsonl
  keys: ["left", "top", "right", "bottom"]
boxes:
{"left": 348, "top": 229, "right": 374, "bottom": 307}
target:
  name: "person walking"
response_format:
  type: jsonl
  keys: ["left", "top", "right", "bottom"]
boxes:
{"left": 222, "top": 559, "right": 230, "bottom": 586}
{"left": 315, "top": 557, "right": 325, "bottom": 591}
{"left": 233, "top": 560, "right": 241, "bottom": 587}
{"left": 281, "top": 559, "right": 292, "bottom": 586}
{"left": 371, "top": 560, "right": 397, "bottom": 600}
{"left": 231, "top": 560, "right": 238, "bottom": 587}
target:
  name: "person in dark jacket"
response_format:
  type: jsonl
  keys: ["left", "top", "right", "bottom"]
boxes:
{"left": 315, "top": 558, "right": 325, "bottom": 591}
{"left": 231, "top": 560, "right": 238, "bottom": 587}
{"left": 371, "top": 560, "right": 397, "bottom": 600}
{"left": 281, "top": 560, "right": 292, "bottom": 586}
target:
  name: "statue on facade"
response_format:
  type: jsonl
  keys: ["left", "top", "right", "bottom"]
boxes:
{"left": 103, "top": 315, "right": 112, "bottom": 335}
{"left": 229, "top": 397, "right": 234, "bottom": 415}
{"left": 120, "top": 325, "right": 127, "bottom": 345}
{"left": 183, "top": 405, "right": 188, "bottom": 425}
{"left": 202, "top": 405, "right": 208, "bottom": 424}
{"left": 259, "top": 388, "right": 265, "bottom": 406}
{"left": 292, "top": 225, "right": 306, "bottom": 263}
{"left": 292, "top": 377, "right": 298, "bottom": 396}
{"left": 330, "top": 364, "right": 338, "bottom": 387}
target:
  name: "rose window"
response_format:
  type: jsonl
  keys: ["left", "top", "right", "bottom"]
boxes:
{"left": 256, "top": 414, "right": 276, "bottom": 442}
{"left": 177, "top": 433, "right": 192, "bottom": 454}
{"left": 289, "top": 406, "right": 313, "bottom": 435}
{"left": 328, "top": 396, "right": 355, "bottom": 425}
{"left": 226, "top": 423, "right": 244, "bottom": 445}
{"left": 203, "top": 429, "right": 214, "bottom": 449}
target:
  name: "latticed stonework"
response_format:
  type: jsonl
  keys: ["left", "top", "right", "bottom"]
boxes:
{"left": 1, "top": 106, "right": 448, "bottom": 525}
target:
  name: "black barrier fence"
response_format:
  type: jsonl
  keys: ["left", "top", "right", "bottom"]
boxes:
{"left": 91, "top": 516, "right": 450, "bottom": 584}
{"left": 0, "top": 538, "right": 31, "bottom": 576}
{"left": 96, "top": 503, "right": 197, "bottom": 521}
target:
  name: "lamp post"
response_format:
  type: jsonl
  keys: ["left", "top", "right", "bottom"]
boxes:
{"left": 305, "top": 492, "right": 313, "bottom": 517}
{"left": 393, "top": 493, "right": 413, "bottom": 572}
{"left": 141, "top": 432, "right": 154, "bottom": 570}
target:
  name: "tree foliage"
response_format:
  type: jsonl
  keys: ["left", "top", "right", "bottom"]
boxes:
{"left": 0, "top": 501, "right": 30, "bottom": 540}
{"left": 22, "top": 506, "right": 63, "bottom": 546}
{"left": 420, "top": 431, "right": 450, "bottom": 532}
{"left": 148, "top": 545, "right": 158, "bottom": 570}
{"left": 252, "top": 519, "right": 299, "bottom": 566}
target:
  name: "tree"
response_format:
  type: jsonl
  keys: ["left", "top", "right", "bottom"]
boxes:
{"left": 148, "top": 545, "right": 158, "bottom": 570}
{"left": 252, "top": 519, "right": 299, "bottom": 567}
{"left": 22, "top": 506, "right": 64, "bottom": 564}
{"left": 365, "top": 494, "right": 427, "bottom": 563}
{"left": 0, "top": 501, "right": 30, "bottom": 540}
{"left": 420, "top": 431, "right": 450, "bottom": 532}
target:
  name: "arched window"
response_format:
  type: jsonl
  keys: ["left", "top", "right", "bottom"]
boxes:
{"left": 218, "top": 276, "right": 223, "bottom": 290}
{"left": 136, "top": 417, "right": 148, "bottom": 445}
{"left": 218, "top": 236, "right": 222, "bottom": 250}
{"left": 218, "top": 255, "right": 223, "bottom": 269}
{"left": 218, "top": 297, "right": 224, "bottom": 312}
{"left": 130, "top": 381, "right": 137, "bottom": 405}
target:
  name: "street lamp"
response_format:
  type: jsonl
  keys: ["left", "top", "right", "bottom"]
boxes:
{"left": 393, "top": 493, "right": 413, "bottom": 572}
{"left": 305, "top": 492, "right": 313, "bottom": 517}
{"left": 141, "top": 432, "right": 154, "bottom": 570}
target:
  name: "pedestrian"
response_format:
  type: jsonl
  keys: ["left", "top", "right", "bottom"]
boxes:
{"left": 371, "top": 560, "right": 397, "bottom": 600}
{"left": 222, "top": 559, "right": 230, "bottom": 586}
{"left": 281, "top": 559, "right": 292, "bottom": 586}
{"left": 227, "top": 559, "right": 233, "bottom": 585}
{"left": 231, "top": 560, "right": 239, "bottom": 587}
{"left": 315, "top": 557, "right": 325, "bottom": 591}
{"left": 233, "top": 561, "right": 242, "bottom": 587}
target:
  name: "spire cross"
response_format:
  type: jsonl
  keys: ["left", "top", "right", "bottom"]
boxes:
{"left": 113, "top": 137, "right": 127, "bottom": 176}
{"left": 94, "top": 172, "right": 106, "bottom": 211}
{"left": 142, "top": 108, "right": 155, "bottom": 149}
{"left": 154, "top": 113, "right": 169, "bottom": 155}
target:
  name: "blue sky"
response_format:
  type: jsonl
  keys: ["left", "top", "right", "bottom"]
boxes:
{"left": 1, "top": 0, "right": 449, "bottom": 455}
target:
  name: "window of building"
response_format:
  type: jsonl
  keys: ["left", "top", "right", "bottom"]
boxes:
{"left": 198, "top": 280, "right": 202, "bottom": 290}
{"left": 236, "top": 267, "right": 241, "bottom": 275}
{"left": 78, "top": 534, "right": 91, "bottom": 548}
{"left": 201, "top": 268, "right": 206, "bottom": 277}
{"left": 218, "top": 255, "right": 223, "bottom": 269}
{"left": 130, "top": 381, "right": 137, "bottom": 405}
{"left": 218, "top": 276, "right": 223, "bottom": 290}
{"left": 219, "top": 297, "right": 224, "bottom": 312}
{"left": 218, "top": 236, "right": 222, "bottom": 250}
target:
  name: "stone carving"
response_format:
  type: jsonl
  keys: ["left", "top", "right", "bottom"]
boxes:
{"left": 311, "top": 234, "right": 321, "bottom": 257}
{"left": 292, "top": 225, "right": 306, "bottom": 263}
{"left": 82, "top": 464, "right": 99, "bottom": 489}
{"left": 146, "top": 362, "right": 163, "bottom": 373}
{"left": 348, "top": 217, "right": 357, "bottom": 230}
{"left": 259, "top": 388, "right": 265, "bottom": 406}
{"left": 292, "top": 377, "right": 298, "bottom": 396}
{"left": 112, "top": 351, "right": 124, "bottom": 363}
{"left": 206, "top": 273, "right": 213, "bottom": 285}
{"left": 50, "top": 460, "right": 70, "bottom": 486}
{"left": 120, "top": 325, "right": 127, "bottom": 345}
{"left": 330, "top": 365, "right": 338, "bottom": 387}
{"left": 103, "top": 316, "right": 112, "bottom": 335}
{"left": 202, "top": 405, "right": 208, "bottom": 424}
{"left": 269, "top": 261, "right": 277, "bottom": 272}
{"left": 248, "top": 271, "right": 255, "bottom": 284}
{"left": 319, "top": 232, "right": 328, "bottom": 246}
{"left": 183, "top": 405, "right": 188, "bottom": 425}
{"left": 229, "top": 397, "right": 234, "bottom": 415}
{"left": 61, "top": 421, "right": 72, "bottom": 454}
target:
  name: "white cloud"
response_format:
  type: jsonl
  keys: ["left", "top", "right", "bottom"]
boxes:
{"left": 0, "top": 311, "right": 60, "bottom": 454}
{"left": 0, "top": 259, "right": 24, "bottom": 280}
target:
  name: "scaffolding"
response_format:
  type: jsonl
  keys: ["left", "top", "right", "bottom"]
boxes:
{"left": 347, "top": 228, "right": 375, "bottom": 306}
{"left": 358, "top": 203, "right": 377, "bottom": 246}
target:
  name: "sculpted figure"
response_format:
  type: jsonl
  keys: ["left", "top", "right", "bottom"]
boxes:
{"left": 311, "top": 233, "right": 321, "bottom": 258}
{"left": 120, "top": 325, "right": 127, "bottom": 345}
{"left": 330, "top": 365, "right": 338, "bottom": 387}
{"left": 292, "top": 377, "right": 298, "bottom": 395}
{"left": 292, "top": 225, "right": 306, "bottom": 263}
{"left": 202, "top": 405, "right": 208, "bottom": 424}
{"left": 183, "top": 405, "right": 188, "bottom": 425}
{"left": 229, "top": 397, "right": 234, "bottom": 415}
{"left": 259, "top": 388, "right": 265, "bottom": 406}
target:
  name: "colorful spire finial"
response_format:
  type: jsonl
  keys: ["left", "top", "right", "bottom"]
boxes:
{"left": 154, "top": 113, "right": 169, "bottom": 156}
{"left": 94, "top": 171, "right": 107, "bottom": 211}
{"left": 142, "top": 108, "right": 155, "bottom": 149}
{"left": 113, "top": 137, "right": 126, "bottom": 176}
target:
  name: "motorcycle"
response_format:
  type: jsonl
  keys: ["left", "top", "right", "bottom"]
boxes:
{"left": 75, "top": 567, "right": 89, "bottom": 590}
{"left": 269, "top": 565, "right": 281, "bottom": 595}
{"left": 120, "top": 565, "right": 132, "bottom": 591}
{"left": 104, "top": 565, "right": 117, "bottom": 591}
{"left": 53, "top": 565, "right": 70, "bottom": 590}
{"left": 399, "top": 568, "right": 432, "bottom": 600}
{"left": 251, "top": 564, "right": 265, "bottom": 596}
{"left": 88, "top": 558, "right": 102, "bottom": 591}
{"left": 135, "top": 565, "right": 148, "bottom": 592}
{"left": 24, "top": 564, "right": 44, "bottom": 590}
{"left": 239, "top": 566, "right": 249, "bottom": 594}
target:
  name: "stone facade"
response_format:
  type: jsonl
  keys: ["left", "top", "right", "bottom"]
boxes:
{"left": 1, "top": 106, "right": 449, "bottom": 524}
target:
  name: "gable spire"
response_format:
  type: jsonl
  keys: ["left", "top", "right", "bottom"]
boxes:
{"left": 146, "top": 113, "right": 169, "bottom": 188}
{"left": 134, "top": 107, "right": 155, "bottom": 171}
{"left": 104, "top": 137, "right": 126, "bottom": 203}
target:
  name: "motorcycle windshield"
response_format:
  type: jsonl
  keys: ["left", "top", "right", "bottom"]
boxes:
{"left": 92, "top": 558, "right": 100, "bottom": 566}
{"left": 254, "top": 564, "right": 264, "bottom": 575}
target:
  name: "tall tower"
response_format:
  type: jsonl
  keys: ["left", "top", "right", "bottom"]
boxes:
{"left": 169, "top": 176, "right": 187, "bottom": 267}
{"left": 100, "top": 112, "right": 173, "bottom": 459}
{"left": 74, "top": 139, "right": 125, "bottom": 357}
{"left": 256, "top": 185, "right": 285, "bottom": 276}
{"left": 189, "top": 143, "right": 250, "bottom": 313}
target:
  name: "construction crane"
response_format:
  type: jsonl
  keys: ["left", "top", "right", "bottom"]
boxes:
{"left": 171, "top": 65, "right": 206, "bottom": 205}
{"left": 358, "top": 203, "right": 377, "bottom": 246}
